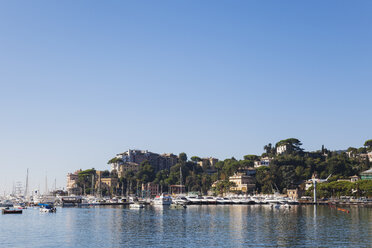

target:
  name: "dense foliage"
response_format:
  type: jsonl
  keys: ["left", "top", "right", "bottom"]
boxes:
{"left": 85, "top": 138, "right": 372, "bottom": 197}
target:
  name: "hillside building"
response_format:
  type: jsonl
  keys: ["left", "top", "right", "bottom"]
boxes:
{"left": 361, "top": 168, "right": 372, "bottom": 180}
{"left": 229, "top": 173, "right": 256, "bottom": 193}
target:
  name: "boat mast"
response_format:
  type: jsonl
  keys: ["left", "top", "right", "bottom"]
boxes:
{"left": 180, "top": 166, "right": 183, "bottom": 195}
{"left": 45, "top": 174, "right": 48, "bottom": 195}
{"left": 24, "top": 169, "right": 29, "bottom": 200}
{"left": 91, "top": 174, "right": 94, "bottom": 196}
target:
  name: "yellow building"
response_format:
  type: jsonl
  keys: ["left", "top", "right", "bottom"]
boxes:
{"left": 117, "top": 162, "right": 140, "bottom": 178}
{"left": 229, "top": 173, "right": 256, "bottom": 193}
{"left": 95, "top": 171, "right": 119, "bottom": 194}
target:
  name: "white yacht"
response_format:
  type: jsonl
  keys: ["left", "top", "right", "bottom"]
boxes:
{"left": 173, "top": 196, "right": 189, "bottom": 205}
{"left": 186, "top": 195, "right": 203, "bottom": 204}
{"left": 152, "top": 194, "right": 172, "bottom": 205}
{"left": 204, "top": 196, "right": 216, "bottom": 204}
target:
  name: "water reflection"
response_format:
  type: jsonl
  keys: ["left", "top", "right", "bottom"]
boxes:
{"left": 1, "top": 205, "right": 372, "bottom": 247}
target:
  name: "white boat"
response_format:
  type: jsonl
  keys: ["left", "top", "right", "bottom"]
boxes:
{"left": 39, "top": 203, "right": 56, "bottom": 213}
{"left": 231, "top": 197, "right": 242, "bottom": 204}
{"left": 0, "top": 200, "right": 14, "bottom": 209}
{"left": 173, "top": 196, "right": 189, "bottom": 205}
{"left": 204, "top": 196, "right": 216, "bottom": 204}
{"left": 216, "top": 197, "right": 225, "bottom": 204}
{"left": 130, "top": 202, "right": 144, "bottom": 209}
{"left": 40, "top": 207, "right": 56, "bottom": 213}
{"left": 241, "top": 197, "right": 255, "bottom": 205}
{"left": 186, "top": 195, "right": 203, "bottom": 204}
{"left": 152, "top": 194, "right": 172, "bottom": 205}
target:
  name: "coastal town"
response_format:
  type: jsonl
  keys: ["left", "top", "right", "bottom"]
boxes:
{"left": 65, "top": 138, "right": 372, "bottom": 201}
{"left": 2, "top": 138, "right": 372, "bottom": 212}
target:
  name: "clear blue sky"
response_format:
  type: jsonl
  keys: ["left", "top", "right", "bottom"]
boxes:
{"left": 0, "top": 1, "right": 371, "bottom": 193}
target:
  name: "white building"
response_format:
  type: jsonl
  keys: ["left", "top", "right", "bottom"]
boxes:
{"left": 276, "top": 145, "right": 287, "bottom": 155}
{"left": 254, "top": 157, "right": 271, "bottom": 168}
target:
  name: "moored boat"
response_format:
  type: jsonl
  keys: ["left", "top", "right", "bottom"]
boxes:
{"left": 216, "top": 197, "right": 225, "bottom": 204}
{"left": 152, "top": 194, "right": 172, "bottom": 205}
{"left": 130, "top": 202, "right": 144, "bottom": 209}
{"left": 39, "top": 203, "right": 57, "bottom": 213}
{"left": 2, "top": 208, "right": 22, "bottom": 214}
{"left": 173, "top": 196, "right": 189, "bottom": 205}
{"left": 186, "top": 195, "right": 203, "bottom": 204}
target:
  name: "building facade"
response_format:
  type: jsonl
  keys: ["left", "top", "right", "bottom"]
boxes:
{"left": 229, "top": 173, "right": 256, "bottom": 193}
{"left": 66, "top": 170, "right": 82, "bottom": 195}
{"left": 142, "top": 182, "right": 160, "bottom": 197}
{"left": 110, "top": 149, "right": 178, "bottom": 175}
{"left": 197, "top": 157, "right": 219, "bottom": 168}
{"left": 276, "top": 145, "right": 287, "bottom": 155}
{"left": 361, "top": 168, "right": 372, "bottom": 180}
{"left": 254, "top": 157, "right": 271, "bottom": 168}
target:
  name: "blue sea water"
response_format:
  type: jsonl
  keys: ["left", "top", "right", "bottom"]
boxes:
{"left": 0, "top": 205, "right": 371, "bottom": 248}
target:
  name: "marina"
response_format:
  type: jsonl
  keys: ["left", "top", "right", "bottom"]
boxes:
{"left": 1, "top": 204, "right": 371, "bottom": 247}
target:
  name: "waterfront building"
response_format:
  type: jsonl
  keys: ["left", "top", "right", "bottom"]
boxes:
{"left": 229, "top": 173, "right": 256, "bottom": 193}
{"left": 170, "top": 185, "right": 186, "bottom": 195}
{"left": 93, "top": 171, "right": 120, "bottom": 195}
{"left": 66, "top": 170, "right": 82, "bottom": 195}
{"left": 360, "top": 168, "right": 372, "bottom": 180}
{"left": 142, "top": 182, "right": 160, "bottom": 197}
{"left": 287, "top": 189, "right": 302, "bottom": 200}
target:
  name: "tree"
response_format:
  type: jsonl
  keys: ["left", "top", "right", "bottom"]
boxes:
{"left": 77, "top": 168, "right": 96, "bottom": 195}
{"left": 179, "top": 152, "right": 187, "bottom": 162}
{"left": 107, "top": 157, "right": 122, "bottom": 164}
{"left": 255, "top": 167, "right": 275, "bottom": 194}
{"left": 190, "top": 156, "right": 202, "bottom": 163}
{"left": 263, "top": 143, "right": 274, "bottom": 154}
{"left": 243, "top": 155, "right": 259, "bottom": 161}
{"left": 347, "top": 147, "right": 358, "bottom": 156}
{"left": 279, "top": 165, "right": 296, "bottom": 190}
{"left": 124, "top": 170, "right": 136, "bottom": 195}
{"left": 276, "top": 138, "right": 304, "bottom": 154}
{"left": 101, "top": 170, "right": 110, "bottom": 178}
{"left": 154, "top": 169, "right": 169, "bottom": 193}
{"left": 214, "top": 180, "right": 236, "bottom": 194}
{"left": 136, "top": 162, "right": 155, "bottom": 184}
{"left": 364, "top": 139, "right": 372, "bottom": 150}
{"left": 357, "top": 147, "right": 367, "bottom": 154}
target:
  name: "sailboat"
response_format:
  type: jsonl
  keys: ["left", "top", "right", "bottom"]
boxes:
{"left": 170, "top": 166, "right": 187, "bottom": 209}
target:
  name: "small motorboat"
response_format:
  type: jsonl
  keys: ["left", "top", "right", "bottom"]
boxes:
{"left": 2, "top": 208, "right": 23, "bottom": 214}
{"left": 130, "top": 202, "right": 144, "bottom": 209}
{"left": 39, "top": 203, "right": 57, "bottom": 213}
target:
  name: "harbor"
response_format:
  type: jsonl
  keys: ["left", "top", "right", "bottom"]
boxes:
{"left": 1, "top": 204, "right": 371, "bottom": 248}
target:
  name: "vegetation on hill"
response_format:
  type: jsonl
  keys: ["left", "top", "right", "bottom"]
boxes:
{"left": 79, "top": 138, "right": 372, "bottom": 197}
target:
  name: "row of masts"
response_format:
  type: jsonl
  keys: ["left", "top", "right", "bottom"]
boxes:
{"left": 8, "top": 169, "right": 58, "bottom": 197}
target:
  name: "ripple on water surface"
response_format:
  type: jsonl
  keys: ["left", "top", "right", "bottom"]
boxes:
{"left": 0, "top": 205, "right": 371, "bottom": 248}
